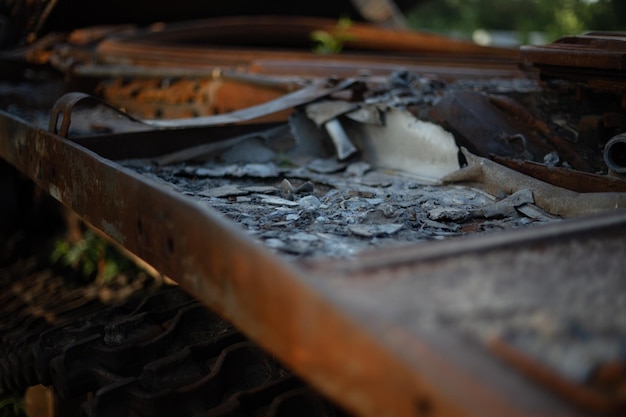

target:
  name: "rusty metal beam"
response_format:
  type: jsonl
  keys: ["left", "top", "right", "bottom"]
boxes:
{"left": 521, "top": 33, "right": 626, "bottom": 71}
{"left": 306, "top": 209, "right": 626, "bottom": 416}
{"left": 52, "top": 16, "right": 521, "bottom": 82}
{"left": 521, "top": 33, "right": 626, "bottom": 95}
{"left": 105, "top": 16, "right": 517, "bottom": 58}
{"left": 0, "top": 111, "right": 427, "bottom": 417}
{"left": 2, "top": 110, "right": 621, "bottom": 417}
{"left": 491, "top": 156, "right": 626, "bottom": 194}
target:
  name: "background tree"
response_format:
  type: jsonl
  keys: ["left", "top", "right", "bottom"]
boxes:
{"left": 406, "top": 0, "right": 625, "bottom": 44}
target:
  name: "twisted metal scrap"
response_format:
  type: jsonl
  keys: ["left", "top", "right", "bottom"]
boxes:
{"left": 442, "top": 148, "right": 626, "bottom": 218}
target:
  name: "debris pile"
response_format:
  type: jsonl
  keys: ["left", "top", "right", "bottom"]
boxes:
{"left": 117, "top": 72, "right": 583, "bottom": 260}
{"left": 130, "top": 158, "right": 550, "bottom": 259}
{"left": 82, "top": 53, "right": 623, "bottom": 263}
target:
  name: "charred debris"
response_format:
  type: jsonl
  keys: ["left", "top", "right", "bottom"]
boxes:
{"left": 1, "top": 15, "right": 626, "bottom": 417}
{"left": 3, "top": 20, "right": 624, "bottom": 259}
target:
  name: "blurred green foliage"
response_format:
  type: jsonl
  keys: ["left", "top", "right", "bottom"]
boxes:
{"left": 51, "top": 229, "right": 141, "bottom": 284}
{"left": 406, "top": 0, "right": 625, "bottom": 43}
{"left": 311, "top": 17, "right": 356, "bottom": 53}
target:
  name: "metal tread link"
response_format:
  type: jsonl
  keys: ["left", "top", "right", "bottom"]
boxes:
{"left": 1, "top": 282, "right": 348, "bottom": 417}
{"left": 0, "top": 261, "right": 113, "bottom": 393}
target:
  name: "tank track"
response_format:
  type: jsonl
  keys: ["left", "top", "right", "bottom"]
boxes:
{"left": 0, "top": 262, "right": 347, "bottom": 417}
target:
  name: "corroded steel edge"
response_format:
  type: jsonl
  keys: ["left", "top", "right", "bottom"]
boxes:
{"left": 0, "top": 111, "right": 600, "bottom": 417}
{"left": 306, "top": 209, "right": 626, "bottom": 417}
{"left": 0, "top": 111, "right": 464, "bottom": 417}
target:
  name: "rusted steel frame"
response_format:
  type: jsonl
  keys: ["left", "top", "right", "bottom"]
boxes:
{"left": 0, "top": 111, "right": 517, "bottom": 417}
{"left": 489, "top": 337, "right": 620, "bottom": 414}
{"left": 521, "top": 44, "right": 626, "bottom": 70}
{"left": 520, "top": 33, "right": 626, "bottom": 96}
{"left": 528, "top": 64, "right": 626, "bottom": 93}
{"left": 2, "top": 110, "right": 601, "bottom": 417}
{"left": 64, "top": 64, "right": 305, "bottom": 93}
{"left": 94, "top": 39, "right": 518, "bottom": 73}
{"left": 85, "top": 16, "right": 519, "bottom": 80}
{"left": 2, "top": 112, "right": 619, "bottom": 416}
{"left": 94, "top": 40, "right": 417, "bottom": 68}
{"left": 491, "top": 156, "right": 626, "bottom": 193}
{"left": 116, "top": 16, "right": 517, "bottom": 58}
{"left": 64, "top": 57, "right": 523, "bottom": 84}
{"left": 41, "top": 16, "right": 523, "bottom": 83}
{"left": 305, "top": 210, "right": 626, "bottom": 416}
{"left": 247, "top": 59, "right": 523, "bottom": 80}
{"left": 308, "top": 206, "right": 626, "bottom": 277}
{"left": 520, "top": 33, "right": 626, "bottom": 70}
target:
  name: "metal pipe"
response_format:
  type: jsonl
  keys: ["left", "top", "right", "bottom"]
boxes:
{"left": 604, "top": 133, "right": 626, "bottom": 174}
